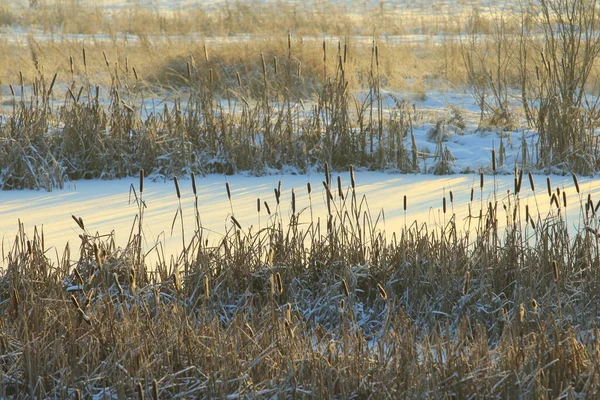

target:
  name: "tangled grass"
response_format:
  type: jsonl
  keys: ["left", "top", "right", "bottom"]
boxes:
{"left": 2, "top": 168, "right": 600, "bottom": 398}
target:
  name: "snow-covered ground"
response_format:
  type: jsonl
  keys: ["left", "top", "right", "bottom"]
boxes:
{"left": 1, "top": 170, "right": 597, "bottom": 269}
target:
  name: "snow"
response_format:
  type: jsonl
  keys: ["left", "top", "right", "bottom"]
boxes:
{"left": 2, "top": 170, "right": 598, "bottom": 269}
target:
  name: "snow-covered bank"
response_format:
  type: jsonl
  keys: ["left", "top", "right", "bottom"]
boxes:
{"left": 2, "top": 171, "right": 597, "bottom": 269}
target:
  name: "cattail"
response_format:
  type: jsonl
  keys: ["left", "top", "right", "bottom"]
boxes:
{"left": 288, "top": 32, "right": 292, "bottom": 59}
{"left": 443, "top": 197, "right": 446, "bottom": 214}
{"left": 231, "top": 216, "right": 242, "bottom": 230}
{"left": 133, "top": 66, "right": 139, "bottom": 81}
{"left": 276, "top": 272, "right": 283, "bottom": 294}
{"left": 273, "top": 56, "right": 278, "bottom": 75}
{"left": 82, "top": 46, "right": 87, "bottom": 69}
{"left": 403, "top": 195, "right": 407, "bottom": 211}
{"left": 553, "top": 260, "right": 559, "bottom": 282}
{"left": 491, "top": 149, "right": 496, "bottom": 172}
{"left": 463, "top": 270, "right": 471, "bottom": 296}
{"left": 187, "top": 61, "right": 192, "bottom": 80}
{"left": 191, "top": 172, "right": 196, "bottom": 195}
{"left": 264, "top": 201, "right": 271, "bottom": 215}
{"left": 340, "top": 298, "right": 345, "bottom": 313}
{"left": 9, "top": 84, "right": 14, "bottom": 96}
{"left": 518, "top": 303, "right": 525, "bottom": 323}
{"left": 546, "top": 177, "right": 552, "bottom": 197}
{"left": 174, "top": 177, "right": 181, "bottom": 199}
{"left": 47, "top": 72, "right": 57, "bottom": 97}
{"left": 337, "top": 176, "right": 344, "bottom": 200}
{"left": 257, "top": 198, "right": 261, "bottom": 213}
{"left": 480, "top": 172, "right": 484, "bottom": 189}
{"left": 291, "top": 189, "right": 296, "bottom": 214}
{"left": 470, "top": 187, "right": 474, "bottom": 202}
{"left": 307, "top": 182, "right": 312, "bottom": 195}
{"left": 528, "top": 171, "right": 535, "bottom": 191}
{"left": 449, "top": 191, "right": 453, "bottom": 203}
{"left": 572, "top": 172, "right": 580, "bottom": 194}
{"left": 93, "top": 243, "right": 101, "bottom": 267}
{"left": 341, "top": 279, "right": 349, "bottom": 297}
{"left": 563, "top": 191, "right": 567, "bottom": 208}
{"left": 350, "top": 165, "right": 356, "bottom": 189}
{"left": 377, "top": 283, "right": 388, "bottom": 300}
{"left": 325, "top": 162, "right": 330, "bottom": 186}
{"left": 284, "top": 303, "right": 292, "bottom": 322}
{"left": 274, "top": 188, "right": 280, "bottom": 205}
{"left": 139, "top": 169, "right": 144, "bottom": 193}
{"left": 269, "top": 273, "right": 275, "bottom": 295}
{"left": 204, "top": 275, "right": 210, "bottom": 300}
{"left": 226, "top": 182, "right": 231, "bottom": 201}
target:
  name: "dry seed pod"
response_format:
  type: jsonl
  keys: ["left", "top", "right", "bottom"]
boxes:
{"left": 276, "top": 272, "right": 283, "bottom": 294}
{"left": 174, "top": 177, "right": 181, "bottom": 199}
{"left": 342, "top": 279, "right": 349, "bottom": 297}
{"left": 139, "top": 169, "right": 144, "bottom": 193}
{"left": 572, "top": 172, "right": 580, "bottom": 194}
{"left": 204, "top": 275, "right": 210, "bottom": 300}
{"left": 528, "top": 172, "right": 535, "bottom": 191}
{"left": 518, "top": 303, "right": 525, "bottom": 323}
{"left": 463, "top": 271, "right": 471, "bottom": 296}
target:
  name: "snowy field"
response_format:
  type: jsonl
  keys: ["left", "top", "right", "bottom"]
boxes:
{"left": 2, "top": 170, "right": 597, "bottom": 269}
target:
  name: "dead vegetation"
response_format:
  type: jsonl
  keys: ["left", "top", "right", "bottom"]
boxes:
{"left": 2, "top": 168, "right": 600, "bottom": 398}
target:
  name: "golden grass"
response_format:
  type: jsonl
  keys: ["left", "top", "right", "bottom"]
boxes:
{"left": 3, "top": 168, "right": 600, "bottom": 397}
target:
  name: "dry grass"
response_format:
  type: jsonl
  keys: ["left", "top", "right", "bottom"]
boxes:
{"left": 2, "top": 168, "right": 600, "bottom": 398}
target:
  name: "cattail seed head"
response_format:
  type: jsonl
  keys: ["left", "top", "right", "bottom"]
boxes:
{"left": 403, "top": 195, "right": 407, "bottom": 211}
{"left": 518, "top": 303, "right": 525, "bottom": 323}
{"left": 572, "top": 172, "right": 580, "bottom": 194}
{"left": 492, "top": 150, "right": 496, "bottom": 172}
{"left": 553, "top": 260, "right": 559, "bottom": 282}
{"left": 480, "top": 172, "right": 484, "bottom": 189}
{"left": 191, "top": 172, "right": 196, "bottom": 195}
{"left": 226, "top": 182, "right": 231, "bottom": 201}
{"left": 337, "top": 176, "right": 344, "bottom": 200}
{"left": 342, "top": 279, "right": 349, "bottom": 297}
{"left": 139, "top": 169, "right": 144, "bottom": 193}
{"left": 546, "top": 177, "right": 552, "bottom": 197}
{"left": 174, "top": 177, "right": 181, "bottom": 199}
{"left": 350, "top": 165, "right": 355, "bottom": 190}
{"left": 276, "top": 272, "right": 283, "bottom": 294}
{"left": 204, "top": 275, "right": 210, "bottom": 300}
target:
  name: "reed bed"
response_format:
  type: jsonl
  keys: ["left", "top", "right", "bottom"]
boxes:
{"left": 1, "top": 168, "right": 600, "bottom": 398}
